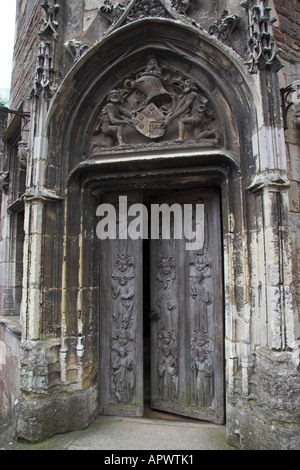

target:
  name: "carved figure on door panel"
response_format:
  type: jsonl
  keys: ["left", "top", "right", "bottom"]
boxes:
{"left": 190, "top": 255, "right": 212, "bottom": 332}
{"left": 156, "top": 257, "right": 177, "bottom": 330}
{"left": 112, "top": 254, "right": 135, "bottom": 330}
{"left": 112, "top": 279, "right": 134, "bottom": 329}
{"left": 158, "top": 329, "right": 178, "bottom": 401}
{"left": 191, "top": 332, "right": 214, "bottom": 407}
{"left": 112, "top": 329, "right": 135, "bottom": 403}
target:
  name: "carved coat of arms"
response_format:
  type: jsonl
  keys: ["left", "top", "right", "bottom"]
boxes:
{"left": 133, "top": 103, "right": 165, "bottom": 139}
{"left": 91, "top": 56, "right": 221, "bottom": 151}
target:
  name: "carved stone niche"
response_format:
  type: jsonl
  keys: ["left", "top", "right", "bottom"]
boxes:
{"left": 89, "top": 56, "right": 222, "bottom": 155}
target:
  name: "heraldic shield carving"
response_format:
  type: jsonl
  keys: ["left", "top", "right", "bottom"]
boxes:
{"left": 90, "top": 56, "right": 221, "bottom": 153}
{"left": 133, "top": 103, "right": 166, "bottom": 139}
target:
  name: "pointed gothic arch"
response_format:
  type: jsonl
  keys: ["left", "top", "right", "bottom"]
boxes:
{"left": 47, "top": 18, "right": 259, "bottom": 181}
{"left": 38, "top": 16, "right": 261, "bottom": 428}
{"left": 9, "top": 1, "right": 300, "bottom": 449}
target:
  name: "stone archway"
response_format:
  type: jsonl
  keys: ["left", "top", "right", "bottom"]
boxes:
{"left": 15, "top": 18, "right": 266, "bottom": 444}
{"left": 56, "top": 24, "right": 255, "bottom": 431}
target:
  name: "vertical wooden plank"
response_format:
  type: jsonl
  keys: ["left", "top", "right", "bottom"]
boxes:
{"left": 99, "top": 192, "right": 143, "bottom": 417}
{"left": 150, "top": 188, "right": 224, "bottom": 423}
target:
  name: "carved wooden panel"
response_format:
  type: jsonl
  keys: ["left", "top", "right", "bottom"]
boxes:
{"left": 99, "top": 188, "right": 224, "bottom": 423}
{"left": 99, "top": 192, "right": 143, "bottom": 417}
{"left": 150, "top": 188, "right": 224, "bottom": 424}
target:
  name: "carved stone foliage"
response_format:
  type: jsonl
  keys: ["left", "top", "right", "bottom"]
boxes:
{"left": 65, "top": 39, "right": 89, "bottom": 63}
{"left": 111, "top": 254, "right": 136, "bottom": 404}
{"left": 99, "top": 0, "right": 127, "bottom": 25}
{"left": 90, "top": 56, "right": 221, "bottom": 153}
{"left": 209, "top": 10, "right": 239, "bottom": 46}
{"left": 241, "top": 0, "right": 282, "bottom": 73}
{"left": 99, "top": 0, "right": 195, "bottom": 27}
{"left": 281, "top": 81, "right": 300, "bottom": 129}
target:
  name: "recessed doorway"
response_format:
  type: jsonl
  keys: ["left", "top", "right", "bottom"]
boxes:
{"left": 99, "top": 187, "right": 224, "bottom": 424}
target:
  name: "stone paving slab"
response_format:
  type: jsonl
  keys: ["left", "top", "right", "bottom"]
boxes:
{"left": 0, "top": 416, "right": 236, "bottom": 451}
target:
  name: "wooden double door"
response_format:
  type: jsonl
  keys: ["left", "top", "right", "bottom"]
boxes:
{"left": 99, "top": 188, "right": 224, "bottom": 424}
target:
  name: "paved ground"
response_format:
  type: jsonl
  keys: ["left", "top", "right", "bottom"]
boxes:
{"left": 0, "top": 412, "right": 236, "bottom": 451}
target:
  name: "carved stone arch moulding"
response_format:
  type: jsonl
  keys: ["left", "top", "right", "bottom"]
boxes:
{"left": 48, "top": 19, "right": 258, "bottom": 185}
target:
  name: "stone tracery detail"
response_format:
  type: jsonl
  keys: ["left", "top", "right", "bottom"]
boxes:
{"left": 125, "top": 0, "right": 171, "bottom": 22}
{"left": 241, "top": 0, "right": 282, "bottom": 73}
{"left": 33, "top": 1, "right": 60, "bottom": 98}
{"left": 91, "top": 56, "right": 221, "bottom": 152}
{"left": 170, "top": 0, "right": 193, "bottom": 15}
{"left": 39, "top": 0, "right": 60, "bottom": 41}
{"left": 33, "top": 40, "right": 56, "bottom": 98}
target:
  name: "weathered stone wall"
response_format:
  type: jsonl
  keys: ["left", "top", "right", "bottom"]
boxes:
{"left": 0, "top": 0, "right": 37, "bottom": 422}
{"left": 225, "top": 1, "right": 300, "bottom": 449}
{"left": 273, "top": 0, "right": 300, "bottom": 64}
{"left": 0, "top": 318, "right": 21, "bottom": 421}
{"left": 10, "top": 0, "right": 41, "bottom": 111}
{"left": 273, "top": 0, "right": 300, "bottom": 322}
{"left": 0, "top": 108, "right": 5, "bottom": 161}
{"left": 0, "top": 112, "right": 7, "bottom": 142}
